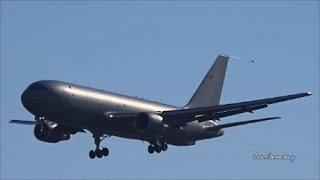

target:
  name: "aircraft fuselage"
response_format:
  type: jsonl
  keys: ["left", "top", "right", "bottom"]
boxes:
{"left": 21, "top": 80, "right": 223, "bottom": 146}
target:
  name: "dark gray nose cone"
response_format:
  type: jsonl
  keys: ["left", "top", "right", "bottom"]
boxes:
{"left": 21, "top": 89, "right": 33, "bottom": 112}
{"left": 21, "top": 89, "right": 28, "bottom": 108}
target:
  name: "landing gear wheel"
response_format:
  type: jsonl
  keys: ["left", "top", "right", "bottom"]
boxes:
{"left": 148, "top": 145, "right": 154, "bottom": 154}
{"left": 155, "top": 145, "right": 161, "bottom": 153}
{"left": 89, "top": 150, "right": 96, "bottom": 159}
{"left": 89, "top": 134, "right": 111, "bottom": 159}
{"left": 64, "top": 134, "right": 71, "bottom": 140}
{"left": 95, "top": 149, "right": 103, "bottom": 158}
{"left": 102, "top": 148, "right": 109, "bottom": 156}
{"left": 161, "top": 143, "right": 168, "bottom": 151}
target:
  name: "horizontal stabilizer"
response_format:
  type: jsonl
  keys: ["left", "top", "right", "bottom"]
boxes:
{"left": 10, "top": 120, "right": 38, "bottom": 125}
{"left": 206, "top": 117, "right": 280, "bottom": 131}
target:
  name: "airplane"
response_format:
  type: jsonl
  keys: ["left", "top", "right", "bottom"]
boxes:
{"left": 10, "top": 54, "right": 311, "bottom": 159}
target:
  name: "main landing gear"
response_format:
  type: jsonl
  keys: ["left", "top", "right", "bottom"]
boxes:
{"left": 148, "top": 142, "right": 168, "bottom": 154}
{"left": 89, "top": 135, "right": 110, "bottom": 159}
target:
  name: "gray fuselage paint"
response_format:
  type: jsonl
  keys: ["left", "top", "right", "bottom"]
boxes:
{"left": 21, "top": 80, "right": 223, "bottom": 146}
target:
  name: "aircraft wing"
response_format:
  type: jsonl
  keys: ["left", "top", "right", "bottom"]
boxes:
{"left": 10, "top": 120, "right": 38, "bottom": 125}
{"left": 10, "top": 119, "right": 86, "bottom": 133}
{"left": 161, "top": 92, "right": 311, "bottom": 127}
{"left": 105, "top": 92, "right": 311, "bottom": 128}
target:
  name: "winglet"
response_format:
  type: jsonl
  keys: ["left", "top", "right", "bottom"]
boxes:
{"left": 306, "top": 92, "right": 312, "bottom": 96}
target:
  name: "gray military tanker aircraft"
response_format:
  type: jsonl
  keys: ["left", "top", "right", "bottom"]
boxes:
{"left": 11, "top": 54, "right": 311, "bottom": 159}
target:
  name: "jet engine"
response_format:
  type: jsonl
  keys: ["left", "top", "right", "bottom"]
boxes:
{"left": 134, "top": 112, "right": 166, "bottom": 137}
{"left": 34, "top": 124, "right": 70, "bottom": 143}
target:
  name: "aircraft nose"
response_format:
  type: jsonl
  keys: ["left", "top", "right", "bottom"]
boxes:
{"left": 21, "top": 89, "right": 31, "bottom": 110}
{"left": 21, "top": 81, "right": 62, "bottom": 115}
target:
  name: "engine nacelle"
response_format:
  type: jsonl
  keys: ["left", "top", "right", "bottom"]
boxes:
{"left": 34, "top": 124, "right": 70, "bottom": 143}
{"left": 134, "top": 112, "right": 166, "bottom": 137}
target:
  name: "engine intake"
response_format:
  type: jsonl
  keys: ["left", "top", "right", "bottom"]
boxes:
{"left": 134, "top": 112, "right": 166, "bottom": 137}
{"left": 34, "top": 124, "right": 70, "bottom": 143}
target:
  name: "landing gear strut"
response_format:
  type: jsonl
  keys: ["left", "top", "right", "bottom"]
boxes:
{"left": 89, "top": 134, "right": 110, "bottom": 159}
{"left": 148, "top": 142, "right": 168, "bottom": 154}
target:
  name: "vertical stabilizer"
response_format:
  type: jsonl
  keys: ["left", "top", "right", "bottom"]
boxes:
{"left": 185, "top": 54, "right": 229, "bottom": 108}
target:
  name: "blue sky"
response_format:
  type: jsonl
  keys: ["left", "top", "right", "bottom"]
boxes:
{"left": 1, "top": 1, "right": 319, "bottom": 179}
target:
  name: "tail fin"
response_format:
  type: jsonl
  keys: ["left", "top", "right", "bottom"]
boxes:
{"left": 185, "top": 54, "right": 229, "bottom": 108}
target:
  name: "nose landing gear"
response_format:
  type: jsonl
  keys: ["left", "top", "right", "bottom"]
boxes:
{"left": 89, "top": 134, "right": 110, "bottom": 159}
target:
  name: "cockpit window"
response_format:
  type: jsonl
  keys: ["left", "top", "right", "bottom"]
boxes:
{"left": 28, "top": 84, "right": 48, "bottom": 91}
